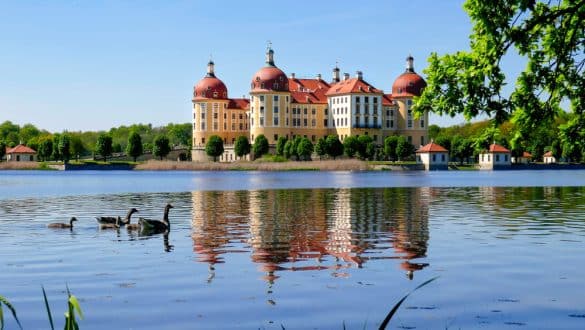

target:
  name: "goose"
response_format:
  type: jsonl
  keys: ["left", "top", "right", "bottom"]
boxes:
{"left": 95, "top": 208, "right": 139, "bottom": 226}
{"left": 138, "top": 203, "right": 173, "bottom": 233}
{"left": 99, "top": 217, "right": 121, "bottom": 230}
{"left": 48, "top": 217, "right": 77, "bottom": 229}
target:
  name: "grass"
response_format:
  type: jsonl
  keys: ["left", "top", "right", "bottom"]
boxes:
{"left": 135, "top": 159, "right": 370, "bottom": 171}
{"left": 1, "top": 286, "right": 83, "bottom": 330}
{"left": 0, "top": 162, "right": 45, "bottom": 170}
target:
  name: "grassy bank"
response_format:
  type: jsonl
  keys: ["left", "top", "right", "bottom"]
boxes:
{"left": 135, "top": 159, "right": 370, "bottom": 171}
{"left": 0, "top": 162, "right": 50, "bottom": 170}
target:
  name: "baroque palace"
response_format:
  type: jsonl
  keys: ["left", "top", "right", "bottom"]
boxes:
{"left": 191, "top": 46, "right": 428, "bottom": 161}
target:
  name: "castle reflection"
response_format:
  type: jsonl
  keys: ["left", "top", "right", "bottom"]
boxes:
{"left": 191, "top": 187, "right": 430, "bottom": 285}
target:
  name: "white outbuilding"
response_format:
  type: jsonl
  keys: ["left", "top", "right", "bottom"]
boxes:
{"left": 415, "top": 141, "right": 449, "bottom": 170}
{"left": 479, "top": 143, "right": 511, "bottom": 170}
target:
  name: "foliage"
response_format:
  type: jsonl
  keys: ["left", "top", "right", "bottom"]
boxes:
{"left": 58, "top": 133, "right": 71, "bottom": 164}
{"left": 51, "top": 134, "right": 61, "bottom": 161}
{"left": 234, "top": 136, "right": 251, "bottom": 158}
{"left": 384, "top": 136, "right": 399, "bottom": 161}
{"left": 416, "top": 0, "right": 585, "bottom": 157}
{"left": 297, "top": 137, "right": 314, "bottom": 161}
{"left": 0, "top": 141, "right": 5, "bottom": 162}
{"left": 315, "top": 138, "right": 327, "bottom": 160}
{"left": 325, "top": 135, "right": 344, "bottom": 160}
{"left": 396, "top": 136, "right": 415, "bottom": 161}
{"left": 357, "top": 135, "right": 375, "bottom": 160}
{"left": 290, "top": 137, "right": 302, "bottom": 160}
{"left": 434, "top": 135, "right": 451, "bottom": 152}
{"left": 0, "top": 294, "right": 23, "bottom": 330}
{"left": 379, "top": 276, "right": 439, "bottom": 329}
{"left": 253, "top": 134, "right": 269, "bottom": 159}
{"left": 283, "top": 140, "right": 294, "bottom": 159}
{"left": 69, "top": 136, "right": 85, "bottom": 161}
{"left": 64, "top": 286, "right": 83, "bottom": 330}
{"left": 343, "top": 136, "right": 359, "bottom": 158}
{"left": 95, "top": 134, "right": 113, "bottom": 162}
{"left": 276, "top": 136, "right": 287, "bottom": 156}
{"left": 153, "top": 135, "right": 171, "bottom": 160}
{"left": 205, "top": 135, "right": 224, "bottom": 162}
{"left": 38, "top": 138, "right": 53, "bottom": 162}
{"left": 451, "top": 135, "right": 475, "bottom": 164}
{"left": 126, "top": 131, "right": 143, "bottom": 162}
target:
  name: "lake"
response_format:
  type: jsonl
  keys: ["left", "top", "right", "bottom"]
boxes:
{"left": 1, "top": 170, "right": 585, "bottom": 329}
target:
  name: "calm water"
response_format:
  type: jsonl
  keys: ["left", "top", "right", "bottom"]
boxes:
{"left": 1, "top": 170, "right": 585, "bottom": 329}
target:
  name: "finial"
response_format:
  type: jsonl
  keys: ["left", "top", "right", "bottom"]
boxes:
{"left": 206, "top": 58, "right": 215, "bottom": 77}
{"left": 406, "top": 54, "right": 415, "bottom": 73}
{"left": 265, "top": 42, "right": 275, "bottom": 66}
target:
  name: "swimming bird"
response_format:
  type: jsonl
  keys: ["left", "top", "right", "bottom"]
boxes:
{"left": 138, "top": 203, "right": 173, "bottom": 234}
{"left": 95, "top": 208, "right": 139, "bottom": 226}
{"left": 48, "top": 217, "right": 77, "bottom": 229}
{"left": 99, "top": 217, "right": 121, "bottom": 230}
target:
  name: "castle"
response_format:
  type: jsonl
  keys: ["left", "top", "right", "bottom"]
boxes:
{"left": 191, "top": 46, "right": 428, "bottom": 161}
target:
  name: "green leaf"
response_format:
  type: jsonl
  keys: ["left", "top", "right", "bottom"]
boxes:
{"left": 68, "top": 295, "right": 83, "bottom": 320}
{"left": 378, "top": 276, "right": 439, "bottom": 330}
{"left": 42, "top": 286, "right": 55, "bottom": 330}
{"left": 0, "top": 295, "right": 23, "bottom": 330}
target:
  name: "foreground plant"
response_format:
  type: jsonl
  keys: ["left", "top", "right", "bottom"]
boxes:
{"left": 379, "top": 276, "right": 439, "bottom": 330}
{"left": 0, "top": 294, "right": 23, "bottom": 330}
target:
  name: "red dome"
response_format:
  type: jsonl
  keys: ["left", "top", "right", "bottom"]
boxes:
{"left": 194, "top": 76, "right": 228, "bottom": 100}
{"left": 392, "top": 72, "right": 426, "bottom": 97}
{"left": 251, "top": 66, "right": 289, "bottom": 92}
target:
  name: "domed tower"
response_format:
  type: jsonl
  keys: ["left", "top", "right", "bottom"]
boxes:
{"left": 192, "top": 60, "right": 230, "bottom": 154}
{"left": 391, "top": 55, "right": 428, "bottom": 147}
{"left": 249, "top": 45, "right": 291, "bottom": 146}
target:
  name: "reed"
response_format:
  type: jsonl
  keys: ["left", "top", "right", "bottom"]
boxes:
{"left": 0, "top": 294, "right": 23, "bottom": 330}
{"left": 0, "top": 162, "right": 42, "bottom": 170}
{"left": 135, "top": 159, "right": 370, "bottom": 171}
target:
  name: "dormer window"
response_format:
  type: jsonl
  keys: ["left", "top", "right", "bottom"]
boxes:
{"left": 274, "top": 83, "right": 279, "bottom": 89}
{"left": 279, "top": 76, "right": 283, "bottom": 81}
{"left": 213, "top": 91, "right": 218, "bottom": 98}
{"left": 261, "top": 82, "right": 265, "bottom": 89}
{"left": 398, "top": 88, "right": 403, "bottom": 93}
{"left": 256, "top": 77, "right": 260, "bottom": 82}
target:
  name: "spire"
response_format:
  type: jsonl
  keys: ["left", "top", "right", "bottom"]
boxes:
{"left": 206, "top": 59, "right": 216, "bottom": 78}
{"left": 265, "top": 41, "right": 275, "bottom": 66}
{"left": 406, "top": 54, "right": 415, "bottom": 73}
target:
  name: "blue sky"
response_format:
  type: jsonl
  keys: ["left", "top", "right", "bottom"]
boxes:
{"left": 0, "top": 0, "right": 510, "bottom": 132}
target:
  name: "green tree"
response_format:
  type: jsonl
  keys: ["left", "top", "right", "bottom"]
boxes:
{"left": 451, "top": 136, "right": 474, "bottom": 165}
{"left": 95, "top": 134, "right": 113, "bottom": 162}
{"left": 19, "top": 123, "right": 41, "bottom": 145}
{"left": 69, "top": 136, "right": 85, "bottom": 161}
{"left": 51, "top": 134, "right": 61, "bottom": 161}
{"left": 283, "top": 140, "right": 294, "bottom": 159}
{"left": 112, "top": 143, "right": 122, "bottom": 153}
{"left": 167, "top": 123, "right": 192, "bottom": 147}
{"left": 276, "top": 136, "right": 288, "bottom": 156}
{"left": 357, "top": 135, "right": 375, "bottom": 160}
{"left": 0, "top": 121, "right": 20, "bottom": 145}
{"left": 58, "top": 133, "right": 71, "bottom": 164}
{"left": 384, "top": 136, "right": 399, "bottom": 161}
{"left": 126, "top": 131, "right": 143, "bottom": 162}
{"left": 551, "top": 138, "right": 563, "bottom": 160}
{"left": 253, "top": 134, "right": 269, "bottom": 159}
{"left": 315, "top": 138, "right": 327, "bottom": 160}
{"left": 325, "top": 135, "right": 344, "bottom": 160}
{"left": 38, "top": 137, "right": 53, "bottom": 162}
{"left": 297, "top": 137, "right": 314, "bottom": 161}
{"left": 343, "top": 136, "right": 360, "bottom": 158}
{"left": 153, "top": 135, "right": 171, "bottom": 160}
{"left": 234, "top": 136, "right": 251, "bottom": 159}
{"left": 416, "top": 0, "right": 585, "bottom": 152}
{"left": 396, "top": 136, "right": 415, "bottom": 161}
{"left": 290, "top": 137, "right": 302, "bottom": 160}
{"left": 0, "top": 140, "right": 6, "bottom": 162}
{"left": 434, "top": 135, "right": 451, "bottom": 153}
{"left": 205, "top": 135, "right": 224, "bottom": 162}
{"left": 428, "top": 124, "right": 441, "bottom": 139}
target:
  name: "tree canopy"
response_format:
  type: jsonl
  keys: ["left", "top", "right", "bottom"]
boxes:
{"left": 153, "top": 135, "right": 171, "bottom": 160}
{"left": 234, "top": 136, "right": 251, "bottom": 159}
{"left": 205, "top": 135, "right": 224, "bottom": 162}
{"left": 126, "top": 132, "right": 143, "bottom": 162}
{"left": 252, "top": 135, "right": 269, "bottom": 159}
{"left": 95, "top": 134, "right": 113, "bottom": 162}
{"left": 416, "top": 0, "right": 585, "bottom": 156}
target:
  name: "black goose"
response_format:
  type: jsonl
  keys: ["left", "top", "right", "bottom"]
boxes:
{"left": 138, "top": 203, "right": 173, "bottom": 233}
{"left": 48, "top": 217, "right": 77, "bottom": 229}
{"left": 99, "top": 217, "right": 121, "bottom": 229}
{"left": 95, "top": 208, "right": 139, "bottom": 226}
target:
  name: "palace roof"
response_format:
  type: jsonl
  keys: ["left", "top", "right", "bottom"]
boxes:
{"left": 228, "top": 98, "right": 250, "bottom": 110}
{"left": 325, "top": 77, "right": 383, "bottom": 96}
{"left": 289, "top": 78, "right": 330, "bottom": 104}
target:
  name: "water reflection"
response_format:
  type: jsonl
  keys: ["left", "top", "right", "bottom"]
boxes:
{"left": 190, "top": 188, "right": 431, "bottom": 283}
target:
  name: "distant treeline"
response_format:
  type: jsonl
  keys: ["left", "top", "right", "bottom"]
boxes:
{"left": 0, "top": 121, "right": 191, "bottom": 161}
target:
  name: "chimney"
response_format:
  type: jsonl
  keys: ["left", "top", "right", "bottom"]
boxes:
{"left": 343, "top": 73, "right": 350, "bottom": 81}
{"left": 356, "top": 71, "right": 363, "bottom": 80}
{"left": 316, "top": 73, "right": 322, "bottom": 80}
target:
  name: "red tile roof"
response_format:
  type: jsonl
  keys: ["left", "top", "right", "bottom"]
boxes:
{"left": 488, "top": 144, "right": 510, "bottom": 153}
{"left": 543, "top": 151, "right": 553, "bottom": 157}
{"left": 522, "top": 151, "right": 532, "bottom": 158}
{"left": 228, "top": 98, "right": 250, "bottom": 110}
{"left": 416, "top": 141, "right": 448, "bottom": 153}
{"left": 382, "top": 94, "right": 395, "bottom": 106}
{"left": 325, "top": 77, "right": 383, "bottom": 96}
{"left": 289, "top": 78, "right": 330, "bottom": 104}
{"left": 7, "top": 144, "right": 36, "bottom": 154}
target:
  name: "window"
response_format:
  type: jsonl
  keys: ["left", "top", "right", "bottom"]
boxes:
{"left": 274, "top": 117, "right": 279, "bottom": 126}
{"left": 488, "top": 155, "right": 491, "bottom": 162}
{"left": 390, "top": 110, "right": 394, "bottom": 116}
{"left": 239, "top": 123, "right": 243, "bottom": 130}
{"left": 373, "top": 97, "right": 378, "bottom": 104}
{"left": 311, "top": 119, "right": 316, "bottom": 127}
{"left": 251, "top": 118, "right": 254, "bottom": 126}
{"left": 232, "top": 123, "right": 235, "bottom": 130}
{"left": 442, "top": 154, "right": 445, "bottom": 161}
{"left": 213, "top": 122, "right": 218, "bottom": 130}
{"left": 223, "top": 113, "right": 227, "bottom": 119}
{"left": 364, "top": 96, "right": 369, "bottom": 103}
{"left": 408, "top": 136, "right": 412, "bottom": 143}
{"left": 201, "top": 112, "right": 205, "bottom": 119}
{"left": 214, "top": 113, "right": 218, "bottom": 119}
{"left": 324, "top": 108, "right": 328, "bottom": 115}
{"left": 373, "top": 135, "right": 378, "bottom": 142}
{"left": 239, "top": 114, "right": 243, "bottom": 120}
{"left": 496, "top": 154, "right": 500, "bottom": 162}
{"left": 311, "top": 135, "right": 315, "bottom": 142}
{"left": 201, "top": 123, "right": 205, "bottom": 130}
{"left": 260, "top": 106, "right": 264, "bottom": 114}
{"left": 505, "top": 155, "right": 508, "bottom": 161}
{"left": 355, "top": 116, "right": 359, "bottom": 124}
{"left": 390, "top": 120, "right": 394, "bottom": 128}
{"left": 324, "top": 119, "right": 328, "bottom": 126}
{"left": 286, "top": 96, "right": 289, "bottom": 102}
{"left": 286, "top": 107, "right": 289, "bottom": 113}
{"left": 232, "top": 113, "right": 235, "bottom": 119}
{"left": 432, "top": 154, "right": 436, "bottom": 162}
{"left": 274, "top": 106, "right": 279, "bottom": 113}
{"left": 260, "top": 118, "right": 264, "bottom": 126}
{"left": 202, "top": 138, "right": 205, "bottom": 144}
{"left": 274, "top": 95, "right": 279, "bottom": 102}
{"left": 356, "top": 104, "right": 360, "bottom": 114}
{"left": 407, "top": 100, "right": 413, "bottom": 106}
{"left": 304, "top": 108, "right": 307, "bottom": 115}
{"left": 286, "top": 118, "right": 289, "bottom": 126}
{"left": 386, "top": 119, "right": 390, "bottom": 128}
{"left": 223, "top": 123, "right": 226, "bottom": 130}
{"left": 311, "top": 108, "right": 316, "bottom": 115}
{"left": 355, "top": 96, "right": 360, "bottom": 103}
{"left": 420, "top": 119, "right": 425, "bottom": 128}
{"left": 259, "top": 95, "right": 264, "bottom": 102}
{"left": 303, "top": 118, "right": 307, "bottom": 126}
{"left": 274, "top": 134, "right": 278, "bottom": 141}
{"left": 408, "top": 120, "right": 413, "bottom": 128}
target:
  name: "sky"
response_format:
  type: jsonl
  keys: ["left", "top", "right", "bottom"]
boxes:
{"left": 0, "top": 0, "right": 520, "bottom": 133}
